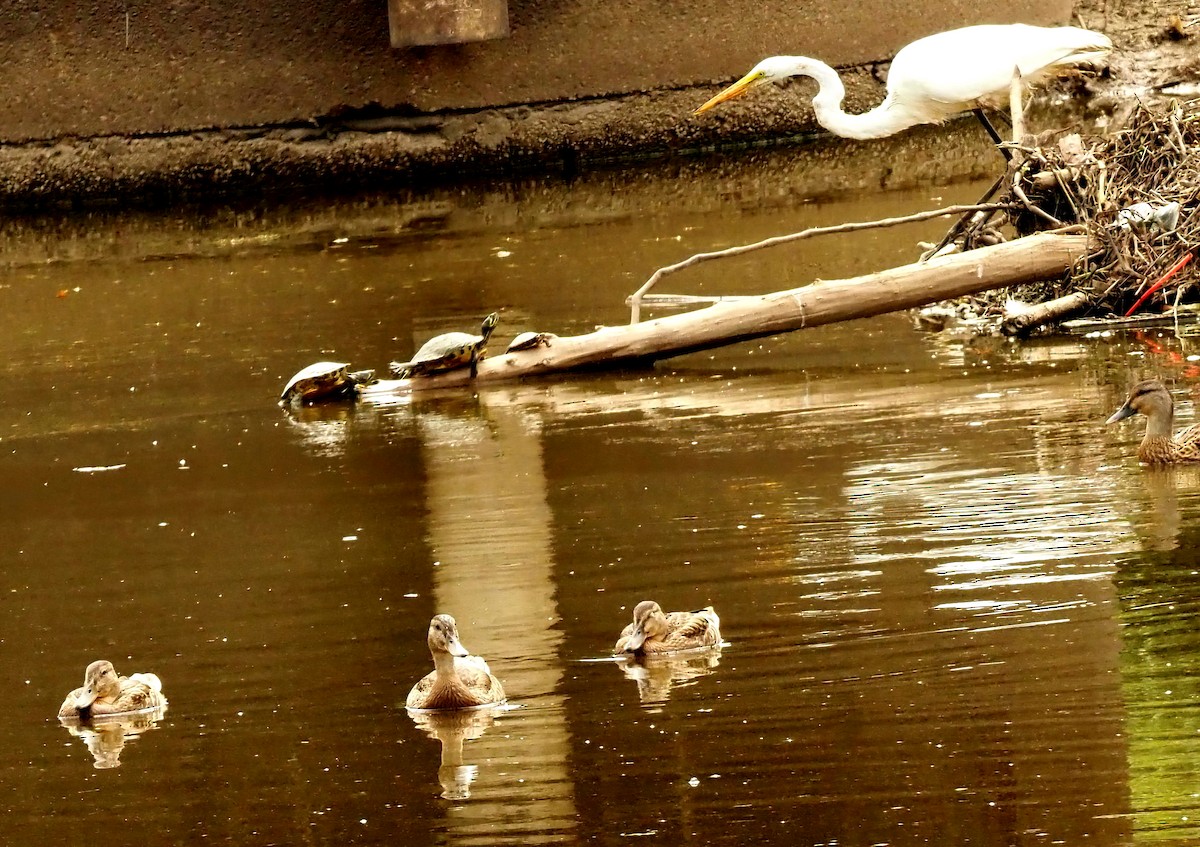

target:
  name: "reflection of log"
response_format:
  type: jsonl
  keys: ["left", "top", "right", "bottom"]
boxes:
{"left": 362, "top": 231, "right": 1090, "bottom": 394}
{"left": 1000, "top": 291, "right": 1091, "bottom": 337}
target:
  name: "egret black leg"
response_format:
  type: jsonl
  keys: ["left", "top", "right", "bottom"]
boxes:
{"left": 972, "top": 108, "right": 1012, "bottom": 162}
{"left": 926, "top": 105, "right": 1019, "bottom": 259}
{"left": 923, "top": 172, "right": 1006, "bottom": 260}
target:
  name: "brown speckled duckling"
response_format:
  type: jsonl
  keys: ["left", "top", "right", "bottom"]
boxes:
{"left": 1108, "top": 379, "right": 1200, "bottom": 464}
{"left": 614, "top": 601, "right": 721, "bottom": 655}
{"left": 406, "top": 615, "right": 506, "bottom": 711}
{"left": 58, "top": 660, "right": 166, "bottom": 720}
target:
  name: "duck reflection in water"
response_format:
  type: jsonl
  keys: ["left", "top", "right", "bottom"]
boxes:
{"left": 59, "top": 710, "right": 168, "bottom": 770}
{"left": 57, "top": 660, "right": 169, "bottom": 769}
{"left": 617, "top": 647, "right": 723, "bottom": 705}
{"left": 613, "top": 601, "right": 723, "bottom": 704}
{"left": 408, "top": 708, "right": 499, "bottom": 800}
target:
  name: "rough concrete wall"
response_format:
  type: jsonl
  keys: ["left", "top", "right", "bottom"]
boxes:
{"left": 3, "top": 1, "right": 1071, "bottom": 142}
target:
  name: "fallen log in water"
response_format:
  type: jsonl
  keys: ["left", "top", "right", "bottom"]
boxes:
{"left": 1000, "top": 291, "right": 1091, "bottom": 337}
{"left": 361, "top": 230, "right": 1091, "bottom": 396}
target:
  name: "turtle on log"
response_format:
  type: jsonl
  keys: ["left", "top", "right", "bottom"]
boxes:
{"left": 280, "top": 362, "right": 375, "bottom": 407}
{"left": 390, "top": 312, "right": 499, "bottom": 380}
{"left": 505, "top": 331, "right": 557, "bottom": 353}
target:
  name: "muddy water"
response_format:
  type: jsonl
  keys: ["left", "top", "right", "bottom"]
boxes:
{"left": 3, "top": 145, "right": 1200, "bottom": 847}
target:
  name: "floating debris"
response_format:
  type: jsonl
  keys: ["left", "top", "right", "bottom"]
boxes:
{"left": 1116, "top": 200, "right": 1181, "bottom": 233}
{"left": 927, "top": 100, "right": 1200, "bottom": 333}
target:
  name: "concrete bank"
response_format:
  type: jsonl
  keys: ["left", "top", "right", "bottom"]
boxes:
{"left": 0, "top": 0, "right": 1155, "bottom": 207}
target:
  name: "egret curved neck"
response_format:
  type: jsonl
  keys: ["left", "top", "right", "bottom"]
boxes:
{"left": 785, "top": 56, "right": 917, "bottom": 140}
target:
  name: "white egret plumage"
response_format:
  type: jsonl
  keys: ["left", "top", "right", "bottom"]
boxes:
{"left": 694, "top": 24, "right": 1112, "bottom": 141}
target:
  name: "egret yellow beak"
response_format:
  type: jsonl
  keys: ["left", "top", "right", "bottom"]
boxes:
{"left": 694, "top": 71, "right": 763, "bottom": 114}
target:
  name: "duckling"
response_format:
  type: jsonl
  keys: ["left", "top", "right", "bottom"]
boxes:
{"left": 58, "top": 660, "right": 167, "bottom": 720}
{"left": 614, "top": 601, "right": 721, "bottom": 655}
{"left": 1107, "top": 379, "right": 1200, "bottom": 464}
{"left": 406, "top": 615, "right": 506, "bottom": 711}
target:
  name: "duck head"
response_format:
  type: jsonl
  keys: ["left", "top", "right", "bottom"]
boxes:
{"left": 623, "top": 601, "right": 668, "bottom": 652}
{"left": 75, "top": 660, "right": 121, "bottom": 709}
{"left": 428, "top": 615, "right": 470, "bottom": 659}
{"left": 1107, "top": 379, "right": 1174, "bottom": 428}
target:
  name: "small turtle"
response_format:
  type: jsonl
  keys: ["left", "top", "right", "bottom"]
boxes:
{"left": 390, "top": 312, "right": 499, "bottom": 380}
{"left": 505, "top": 331, "right": 557, "bottom": 353}
{"left": 279, "top": 362, "right": 375, "bottom": 407}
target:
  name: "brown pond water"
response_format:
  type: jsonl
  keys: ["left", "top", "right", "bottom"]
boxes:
{"left": 3, "top": 142, "right": 1200, "bottom": 847}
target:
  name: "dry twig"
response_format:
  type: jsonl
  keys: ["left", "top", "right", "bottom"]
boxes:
{"left": 627, "top": 202, "right": 1019, "bottom": 323}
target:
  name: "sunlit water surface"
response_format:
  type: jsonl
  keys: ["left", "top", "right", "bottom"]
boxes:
{"left": 3, "top": 146, "right": 1200, "bottom": 847}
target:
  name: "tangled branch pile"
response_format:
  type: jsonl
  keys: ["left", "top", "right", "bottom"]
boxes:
{"left": 955, "top": 99, "right": 1200, "bottom": 322}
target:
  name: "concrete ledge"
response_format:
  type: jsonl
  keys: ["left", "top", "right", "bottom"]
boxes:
{"left": 0, "top": 69, "right": 1011, "bottom": 208}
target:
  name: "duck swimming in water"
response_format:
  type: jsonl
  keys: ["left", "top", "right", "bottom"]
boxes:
{"left": 58, "top": 660, "right": 167, "bottom": 720}
{"left": 614, "top": 601, "right": 722, "bottom": 655}
{"left": 1107, "top": 379, "right": 1200, "bottom": 464}
{"left": 406, "top": 615, "right": 506, "bottom": 711}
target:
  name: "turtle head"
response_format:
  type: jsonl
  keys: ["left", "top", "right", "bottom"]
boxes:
{"left": 480, "top": 312, "right": 500, "bottom": 340}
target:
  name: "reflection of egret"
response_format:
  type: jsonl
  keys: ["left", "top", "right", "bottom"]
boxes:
{"left": 618, "top": 647, "right": 723, "bottom": 706}
{"left": 695, "top": 24, "right": 1112, "bottom": 145}
{"left": 408, "top": 708, "right": 499, "bottom": 800}
{"left": 59, "top": 708, "right": 168, "bottom": 769}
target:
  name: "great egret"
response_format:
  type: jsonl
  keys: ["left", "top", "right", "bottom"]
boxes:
{"left": 694, "top": 24, "right": 1112, "bottom": 141}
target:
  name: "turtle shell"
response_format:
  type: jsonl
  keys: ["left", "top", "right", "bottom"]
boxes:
{"left": 506, "top": 332, "right": 556, "bottom": 353}
{"left": 412, "top": 332, "right": 483, "bottom": 368}
{"left": 280, "top": 362, "right": 374, "bottom": 406}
